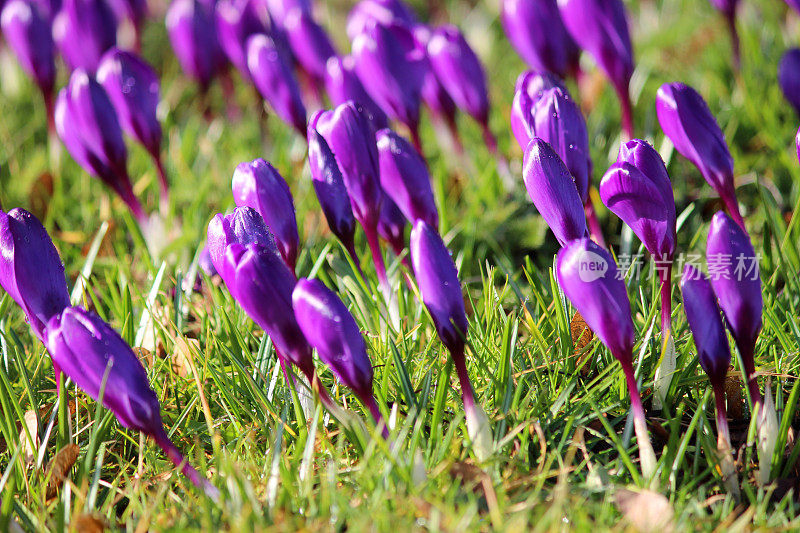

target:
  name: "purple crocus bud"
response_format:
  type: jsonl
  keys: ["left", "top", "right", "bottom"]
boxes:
{"left": 351, "top": 20, "right": 427, "bottom": 150}
{"left": 0, "top": 208, "right": 69, "bottom": 342}
{"left": 166, "top": 0, "right": 227, "bottom": 92}
{"left": 282, "top": 8, "right": 336, "bottom": 83}
{"left": 706, "top": 211, "right": 762, "bottom": 403}
{"left": 376, "top": 128, "right": 439, "bottom": 229}
{"left": 307, "top": 125, "right": 358, "bottom": 261}
{"left": 1, "top": 0, "right": 56, "bottom": 120}
{"left": 510, "top": 70, "right": 569, "bottom": 150}
{"left": 378, "top": 193, "right": 407, "bottom": 256}
{"left": 530, "top": 87, "right": 590, "bottom": 203}
{"left": 656, "top": 82, "right": 743, "bottom": 229}
{"left": 779, "top": 49, "right": 800, "bottom": 117}
{"left": 232, "top": 159, "right": 299, "bottom": 270}
{"left": 412, "top": 24, "right": 458, "bottom": 147}
{"left": 206, "top": 206, "right": 278, "bottom": 286}
{"left": 55, "top": 69, "right": 145, "bottom": 222}
{"left": 522, "top": 138, "right": 587, "bottom": 246}
{"left": 46, "top": 306, "right": 217, "bottom": 498}
{"left": 198, "top": 245, "right": 217, "bottom": 277}
{"left": 346, "top": 0, "right": 416, "bottom": 41}
{"left": 558, "top": 0, "right": 634, "bottom": 138}
{"left": 246, "top": 33, "right": 307, "bottom": 135}
{"left": 500, "top": 0, "right": 580, "bottom": 79}
{"left": 324, "top": 55, "right": 389, "bottom": 130}
{"left": 215, "top": 0, "right": 270, "bottom": 78}
{"left": 292, "top": 277, "right": 384, "bottom": 425}
{"left": 265, "top": 0, "right": 309, "bottom": 26}
{"left": 680, "top": 265, "right": 730, "bottom": 386}
{"left": 52, "top": 0, "right": 117, "bottom": 73}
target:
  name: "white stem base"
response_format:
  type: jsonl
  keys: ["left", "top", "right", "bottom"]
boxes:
{"left": 466, "top": 404, "right": 493, "bottom": 462}
{"left": 653, "top": 333, "right": 676, "bottom": 410}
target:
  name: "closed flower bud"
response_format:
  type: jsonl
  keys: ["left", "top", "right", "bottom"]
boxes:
{"left": 206, "top": 207, "right": 278, "bottom": 287}
{"left": 283, "top": 8, "right": 336, "bottom": 82}
{"left": 215, "top": 0, "right": 270, "bottom": 79}
{"left": 510, "top": 70, "right": 568, "bottom": 150}
{"left": 265, "top": 0, "right": 309, "bottom": 27}
{"left": 523, "top": 138, "right": 587, "bottom": 246}
{"left": 413, "top": 24, "right": 457, "bottom": 138}
{"left": 166, "top": 0, "right": 227, "bottom": 91}
{"left": 53, "top": 0, "right": 117, "bottom": 73}
{"left": 324, "top": 55, "right": 389, "bottom": 130}
{"left": 779, "top": 49, "right": 800, "bottom": 117}
{"left": 232, "top": 159, "right": 299, "bottom": 270}
{"left": 378, "top": 193, "right": 407, "bottom": 255}
{"left": 346, "top": 0, "right": 416, "bottom": 41}
{"left": 1, "top": 0, "right": 56, "bottom": 102}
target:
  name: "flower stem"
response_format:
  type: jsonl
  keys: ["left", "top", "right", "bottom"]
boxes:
{"left": 620, "top": 358, "right": 657, "bottom": 482}
{"left": 584, "top": 201, "right": 606, "bottom": 247}
{"left": 152, "top": 427, "right": 219, "bottom": 501}
{"left": 726, "top": 11, "right": 741, "bottom": 71}
{"left": 363, "top": 395, "right": 389, "bottom": 439}
{"left": 721, "top": 191, "right": 746, "bottom": 232}
{"left": 712, "top": 379, "right": 740, "bottom": 500}
{"left": 617, "top": 84, "right": 634, "bottom": 142}
{"left": 364, "top": 223, "right": 389, "bottom": 296}
{"left": 150, "top": 151, "right": 170, "bottom": 212}
{"left": 738, "top": 344, "right": 762, "bottom": 409}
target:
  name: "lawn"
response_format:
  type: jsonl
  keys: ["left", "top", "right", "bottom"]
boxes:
{"left": 1, "top": 0, "right": 800, "bottom": 530}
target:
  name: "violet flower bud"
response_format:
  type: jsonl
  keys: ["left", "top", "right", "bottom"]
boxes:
{"left": 166, "top": 0, "right": 227, "bottom": 92}
{"left": 198, "top": 245, "right": 217, "bottom": 278}
{"left": 0, "top": 208, "right": 69, "bottom": 341}
{"left": 232, "top": 159, "right": 299, "bottom": 270}
{"left": 510, "top": 70, "right": 569, "bottom": 150}
{"left": 413, "top": 24, "right": 458, "bottom": 144}
{"left": 779, "top": 49, "right": 800, "bottom": 117}
{"left": 324, "top": 55, "right": 389, "bottom": 130}
{"left": 292, "top": 277, "right": 382, "bottom": 423}
{"left": 283, "top": 8, "right": 336, "bottom": 83}
{"left": 530, "top": 87, "right": 591, "bottom": 203}
{"left": 680, "top": 265, "right": 730, "bottom": 385}
{"left": 522, "top": 138, "right": 587, "bottom": 246}
{"left": 46, "top": 306, "right": 217, "bottom": 498}
{"left": 351, "top": 20, "right": 427, "bottom": 148}
{"left": 307, "top": 125, "right": 358, "bottom": 259}
{"left": 52, "top": 0, "right": 117, "bottom": 73}
{"left": 346, "top": 0, "right": 416, "bottom": 41}
{"left": 215, "top": 0, "right": 270, "bottom": 78}
{"left": 558, "top": 0, "right": 634, "bottom": 137}
{"left": 55, "top": 69, "right": 145, "bottom": 222}
{"left": 706, "top": 211, "right": 762, "bottom": 402}
{"left": 656, "top": 82, "right": 743, "bottom": 228}
{"left": 265, "top": 0, "right": 309, "bottom": 27}
{"left": 246, "top": 33, "right": 307, "bottom": 135}
{"left": 1, "top": 0, "right": 56, "bottom": 109}
{"left": 378, "top": 193, "right": 407, "bottom": 256}
{"left": 206, "top": 206, "right": 278, "bottom": 286}
{"left": 376, "top": 128, "right": 439, "bottom": 229}
{"left": 500, "top": 0, "right": 580, "bottom": 79}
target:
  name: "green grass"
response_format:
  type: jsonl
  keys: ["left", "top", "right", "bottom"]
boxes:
{"left": 1, "top": 0, "right": 800, "bottom": 530}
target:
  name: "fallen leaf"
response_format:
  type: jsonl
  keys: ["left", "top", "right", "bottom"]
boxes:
{"left": 615, "top": 488, "right": 674, "bottom": 533}
{"left": 19, "top": 410, "right": 39, "bottom": 464}
{"left": 133, "top": 347, "right": 153, "bottom": 369}
{"left": 172, "top": 337, "right": 200, "bottom": 378}
{"left": 46, "top": 444, "right": 79, "bottom": 499}
{"left": 571, "top": 312, "right": 594, "bottom": 375}
{"left": 725, "top": 368, "right": 744, "bottom": 420}
{"left": 70, "top": 514, "right": 107, "bottom": 533}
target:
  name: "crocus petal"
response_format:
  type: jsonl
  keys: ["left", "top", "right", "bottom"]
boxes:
{"left": 510, "top": 70, "right": 569, "bottom": 150}
{"left": 166, "top": 0, "right": 227, "bottom": 90}
{"left": 778, "top": 49, "right": 800, "bottom": 117}
{"left": 52, "top": 0, "right": 117, "bottom": 73}
{"left": 215, "top": 0, "right": 270, "bottom": 78}
{"left": 346, "top": 0, "right": 416, "bottom": 41}
{"left": 324, "top": 55, "right": 389, "bottom": 129}
{"left": 283, "top": 7, "right": 336, "bottom": 81}
{"left": 206, "top": 206, "right": 278, "bottom": 285}
{"left": 1, "top": 0, "right": 56, "bottom": 96}
{"left": 377, "top": 193, "right": 407, "bottom": 254}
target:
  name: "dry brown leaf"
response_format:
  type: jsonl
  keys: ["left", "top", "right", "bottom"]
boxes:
{"left": 725, "top": 367, "right": 745, "bottom": 420}
{"left": 46, "top": 444, "right": 80, "bottom": 499}
{"left": 28, "top": 172, "right": 54, "bottom": 221}
{"left": 19, "top": 410, "right": 39, "bottom": 464}
{"left": 70, "top": 514, "right": 107, "bottom": 533}
{"left": 571, "top": 312, "right": 594, "bottom": 375}
{"left": 172, "top": 337, "right": 200, "bottom": 378}
{"left": 133, "top": 347, "right": 153, "bottom": 369}
{"left": 615, "top": 488, "right": 674, "bottom": 533}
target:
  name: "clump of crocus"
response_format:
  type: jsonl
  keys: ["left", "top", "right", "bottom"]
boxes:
{"left": 656, "top": 82, "right": 744, "bottom": 229}
{"left": 166, "top": 0, "right": 228, "bottom": 95}
{"left": 325, "top": 55, "right": 390, "bottom": 130}
{"left": 556, "top": 238, "right": 657, "bottom": 480}
{"left": 410, "top": 220, "right": 492, "bottom": 460}
{"left": 708, "top": 0, "right": 741, "bottom": 69}
{"left": 510, "top": 70, "right": 568, "bottom": 151}
{"left": 778, "top": 49, "right": 800, "bottom": 117}
{"left": 558, "top": 0, "right": 635, "bottom": 139}
{"left": 500, "top": 0, "right": 580, "bottom": 80}
{"left": 523, "top": 138, "right": 587, "bottom": 246}
{"left": 55, "top": 69, "right": 147, "bottom": 224}
{"left": 232, "top": 159, "right": 299, "bottom": 271}
{"left": 351, "top": 20, "right": 427, "bottom": 150}
{"left": 292, "top": 278, "right": 387, "bottom": 434}
{"left": 706, "top": 211, "right": 776, "bottom": 485}
{"left": 376, "top": 128, "right": 439, "bottom": 229}
{"left": 97, "top": 49, "right": 170, "bottom": 207}
{"left": 214, "top": 0, "right": 271, "bottom": 81}
{"left": 282, "top": 7, "right": 337, "bottom": 87}
{"left": 600, "top": 139, "right": 676, "bottom": 408}
{"left": 681, "top": 265, "right": 739, "bottom": 500}
{"left": 52, "top": 0, "right": 118, "bottom": 73}
{"left": 246, "top": 33, "right": 307, "bottom": 135}
{"left": 1, "top": 0, "right": 56, "bottom": 130}
{"left": 307, "top": 125, "right": 360, "bottom": 267}
{"left": 46, "top": 306, "right": 218, "bottom": 499}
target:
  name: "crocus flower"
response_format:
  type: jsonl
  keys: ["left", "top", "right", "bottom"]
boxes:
{"left": 55, "top": 69, "right": 145, "bottom": 223}
{"left": 1, "top": 0, "right": 56, "bottom": 127}
{"left": 351, "top": 20, "right": 427, "bottom": 150}
{"left": 708, "top": 0, "right": 740, "bottom": 68}
{"left": 410, "top": 220, "right": 492, "bottom": 460}
{"left": 376, "top": 128, "right": 439, "bottom": 229}
{"left": 556, "top": 238, "right": 656, "bottom": 479}
{"left": 345, "top": 0, "right": 416, "bottom": 41}
{"left": 427, "top": 25, "right": 498, "bottom": 153}
{"left": 246, "top": 33, "right": 307, "bottom": 135}
{"left": 378, "top": 193, "right": 407, "bottom": 257}
{"left": 324, "top": 55, "right": 389, "bottom": 130}
{"left": 0, "top": 208, "right": 70, "bottom": 342}
{"left": 166, "top": 0, "right": 227, "bottom": 93}
{"left": 292, "top": 277, "right": 386, "bottom": 430}
{"left": 680, "top": 264, "right": 738, "bottom": 499}
{"left": 558, "top": 0, "right": 634, "bottom": 139}
{"left": 778, "top": 49, "right": 800, "bottom": 117}
{"left": 500, "top": 0, "right": 580, "bottom": 79}
{"left": 706, "top": 211, "right": 762, "bottom": 404}
{"left": 52, "top": 0, "right": 117, "bottom": 73}
{"left": 307, "top": 125, "right": 359, "bottom": 266}
{"left": 108, "top": 0, "right": 147, "bottom": 50}
{"left": 413, "top": 24, "right": 459, "bottom": 150}
{"left": 215, "top": 0, "right": 270, "bottom": 79}
{"left": 522, "top": 138, "right": 587, "bottom": 246}
{"left": 656, "top": 82, "right": 744, "bottom": 229}
{"left": 265, "top": 0, "right": 309, "bottom": 27}
{"left": 46, "top": 306, "right": 218, "bottom": 499}
{"left": 282, "top": 8, "right": 336, "bottom": 83}
{"left": 97, "top": 49, "right": 170, "bottom": 201}
{"left": 206, "top": 206, "right": 278, "bottom": 285}
{"left": 510, "top": 70, "right": 569, "bottom": 151}
{"left": 231, "top": 159, "right": 299, "bottom": 270}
